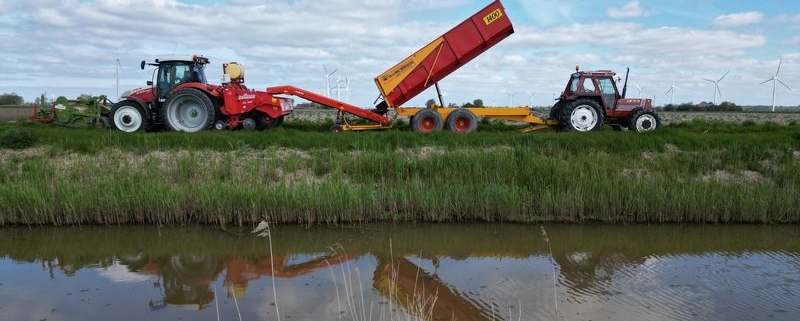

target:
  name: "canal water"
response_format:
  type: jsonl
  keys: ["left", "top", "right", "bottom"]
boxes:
{"left": 1, "top": 223, "right": 798, "bottom": 321}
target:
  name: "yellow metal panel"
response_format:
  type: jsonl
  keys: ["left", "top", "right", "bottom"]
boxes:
{"left": 373, "top": 38, "right": 445, "bottom": 105}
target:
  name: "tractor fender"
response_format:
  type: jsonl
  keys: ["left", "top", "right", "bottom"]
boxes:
{"left": 122, "top": 97, "right": 152, "bottom": 120}
{"left": 170, "top": 83, "right": 217, "bottom": 97}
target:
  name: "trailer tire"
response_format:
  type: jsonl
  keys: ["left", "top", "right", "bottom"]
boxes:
{"left": 560, "top": 99, "right": 604, "bottom": 132}
{"left": 162, "top": 88, "right": 216, "bottom": 133}
{"left": 628, "top": 110, "right": 660, "bottom": 133}
{"left": 411, "top": 109, "right": 443, "bottom": 133}
{"left": 110, "top": 101, "right": 150, "bottom": 132}
{"left": 256, "top": 114, "right": 284, "bottom": 130}
{"left": 445, "top": 109, "right": 477, "bottom": 133}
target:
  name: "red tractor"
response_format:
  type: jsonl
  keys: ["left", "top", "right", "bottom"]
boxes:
{"left": 550, "top": 67, "right": 661, "bottom": 132}
{"left": 108, "top": 55, "right": 293, "bottom": 132}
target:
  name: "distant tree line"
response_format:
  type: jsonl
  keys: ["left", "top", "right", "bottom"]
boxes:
{"left": 660, "top": 101, "right": 742, "bottom": 112}
{"left": 425, "top": 98, "right": 485, "bottom": 108}
{"left": 0, "top": 93, "right": 24, "bottom": 105}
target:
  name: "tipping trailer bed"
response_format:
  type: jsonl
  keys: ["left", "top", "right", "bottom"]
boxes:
{"left": 374, "top": 0, "right": 513, "bottom": 109}
{"left": 270, "top": 0, "right": 553, "bottom": 132}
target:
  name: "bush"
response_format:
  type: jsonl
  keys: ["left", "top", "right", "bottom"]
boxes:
{"left": 1, "top": 127, "right": 36, "bottom": 149}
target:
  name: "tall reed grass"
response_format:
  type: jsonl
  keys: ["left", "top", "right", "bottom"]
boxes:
{"left": 1, "top": 120, "right": 798, "bottom": 225}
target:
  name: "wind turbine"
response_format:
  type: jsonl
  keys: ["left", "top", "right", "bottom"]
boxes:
{"left": 344, "top": 77, "right": 351, "bottom": 102}
{"left": 703, "top": 71, "right": 728, "bottom": 105}
{"left": 760, "top": 58, "right": 792, "bottom": 112}
{"left": 664, "top": 80, "right": 677, "bottom": 105}
{"left": 115, "top": 58, "right": 120, "bottom": 101}
{"left": 634, "top": 83, "right": 646, "bottom": 97}
{"left": 322, "top": 64, "right": 337, "bottom": 97}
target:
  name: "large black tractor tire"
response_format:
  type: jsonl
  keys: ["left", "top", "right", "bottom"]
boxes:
{"left": 628, "top": 110, "right": 661, "bottom": 133}
{"left": 110, "top": 101, "right": 151, "bottom": 132}
{"left": 411, "top": 109, "right": 443, "bottom": 133}
{"left": 559, "top": 99, "right": 604, "bottom": 132}
{"left": 445, "top": 109, "right": 477, "bottom": 133}
{"left": 162, "top": 88, "right": 216, "bottom": 133}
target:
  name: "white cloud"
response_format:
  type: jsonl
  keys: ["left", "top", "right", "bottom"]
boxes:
{"left": 711, "top": 11, "right": 764, "bottom": 28}
{"left": 607, "top": 1, "right": 655, "bottom": 19}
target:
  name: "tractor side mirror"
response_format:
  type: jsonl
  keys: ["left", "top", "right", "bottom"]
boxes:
{"left": 140, "top": 61, "right": 146, "bottom": 70}
{"left": 147, "top": 81, "right": 153, "bottom": 86}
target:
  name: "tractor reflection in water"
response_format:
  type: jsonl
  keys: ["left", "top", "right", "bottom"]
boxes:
{"left": 118, "top": 253, "right": 222, "bottom": 310}
{"left": 114, "top": 250, "right": 508, "bottom": 320}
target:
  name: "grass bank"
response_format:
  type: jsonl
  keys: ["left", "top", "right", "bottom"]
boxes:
{"left": 1, "top": 119, "right": 799, "bottom": 225}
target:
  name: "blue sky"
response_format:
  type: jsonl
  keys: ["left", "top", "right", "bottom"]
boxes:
{"left": 1, "top": 0, "right": 798, "bottom": 108}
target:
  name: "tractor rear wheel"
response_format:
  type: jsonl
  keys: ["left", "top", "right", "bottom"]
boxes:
{"left": 628, "top": 110, "right": 661, "bottom": 133}
{"left": 110, "top": 101, "right": 150, "bottom": 132}
{"left": 560, "top": 99, "right": 604, "bottom": 132}
{"left": 445, "top": 109, "right": 477, "bottom": 133}
{"left": 162, "top": 88, "right": 216, "bottom": 132}
{"left": 411, "top": 109, "right": 443, "bottom": 133}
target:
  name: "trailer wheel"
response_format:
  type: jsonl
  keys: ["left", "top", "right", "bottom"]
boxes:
{"left": 330, "top": 124, "right": 343, "bottom": 133}
{"left": 411, "top": 109, "right": 443, "bottom": 133}
{"left": 445, "top": 109, "right": 477, "bottom": 133}
{"left": 213, "top": 120, "right": 227, "bottom": 130}
{"left": 110, "top": 101, "right": 150, "bottom": 132}
{"left": 560, "top": 99, "right": 604, "bottom": 132}
{"left": 628, "top": 110, "right": 660, "bottom": 133}
{"left": 256, "top": 114, "right": 284, "bottom": 130}
{"left": 242, "top": 118, "right": 257, "bottom": 130}
{"left": 163, "top": 88, "right": 216, "bottom": 133}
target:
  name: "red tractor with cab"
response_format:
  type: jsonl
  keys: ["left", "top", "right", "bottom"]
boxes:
{"left": 108, "top": 55, "right": 293, "bottom": 133}
{"left": 550, "top": 66, "right": 660, "bottom": 132}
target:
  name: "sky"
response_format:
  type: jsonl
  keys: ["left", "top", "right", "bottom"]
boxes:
{"left": 1, "top": 0, "right": 799, "bottom": 108}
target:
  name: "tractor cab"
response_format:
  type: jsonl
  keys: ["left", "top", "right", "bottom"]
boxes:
{"left": 141, "top": 55, "right": 209, "bottom": 102}
{"left": 565, "top": 69, "right": 620, "bottom": 111}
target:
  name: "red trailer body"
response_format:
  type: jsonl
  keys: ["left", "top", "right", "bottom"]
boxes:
{"left": 374, "top": 0, "right": 514, "bottom": 108}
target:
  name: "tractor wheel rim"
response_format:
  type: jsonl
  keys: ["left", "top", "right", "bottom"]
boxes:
{"left": 168, "top": 96, "right": 207, "bottom": 131}
{"left": 113, "top": 105, "right": 142, "bottom": 132}
{"left": 454, "top": 116, "right": 471, "bottom": 132}
{"left": 635, "top": 114, "right": 656, "bottom": 131}
{"left": 570, "top": 105, "right": 598, "bottom": 131}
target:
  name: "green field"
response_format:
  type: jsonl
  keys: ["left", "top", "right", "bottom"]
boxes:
{"left": 1, "top": 118, "right": 799, "bottom": 226}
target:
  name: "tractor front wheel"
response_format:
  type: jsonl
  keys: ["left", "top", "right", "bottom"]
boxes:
{"left": 163, "top": 88, "right": 216, "bottom": 132}
{"left": 628, "top": 110, "right": 661, "bottom": 133}
{"left": 445, "top": 109, "right": 477, "bottom": 133}
{"left": 411, "top": 109, "right": 443, "bottom": 133}
{"left": 110, "top": 101, "right": 150, "bottom": 132}
{"left": 560, "top": 99, "right": 604, "bottom": 132}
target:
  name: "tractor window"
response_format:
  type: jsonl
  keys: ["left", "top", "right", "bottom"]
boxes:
{"left": 569, "top": 76, "right": 580, "bottom": 94}
{"left": 598, "top": 78, "right": 616, "bottom": 95}
{"left": 598, "top": 77, "right": 617, "bottom": 109}
{"left": 580, "top": 78, "right": 597, "bottom": 93}
{"left": 193, "top": 64, "right": 207, "bottom": 84}
{"left": 175, "top": 65, "right": 193, "bottom": 84}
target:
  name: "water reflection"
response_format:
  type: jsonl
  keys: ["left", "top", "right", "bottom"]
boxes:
{"left": 0, "top": 224, "right": 798, "bottom": 321}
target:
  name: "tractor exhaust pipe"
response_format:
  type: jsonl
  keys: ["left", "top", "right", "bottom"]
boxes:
{"left": 621, "top": 67, "right": 630, "bottom": 98}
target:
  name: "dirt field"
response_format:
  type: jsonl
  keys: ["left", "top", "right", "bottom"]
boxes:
{"left": 4, "top": 106, "right": 800, "bottom": 125}
{"left": 0, "top": 107, "right": 33, "bottom": 122}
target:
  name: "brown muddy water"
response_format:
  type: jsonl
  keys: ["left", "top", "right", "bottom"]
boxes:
{"left": 1, "top": 223, "right": 798, "bottom": 321}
